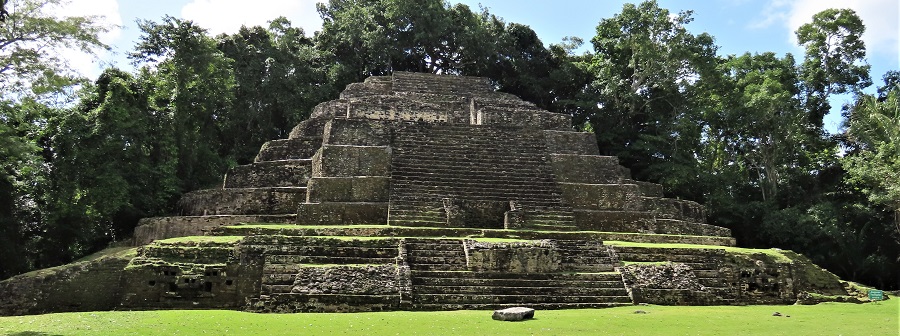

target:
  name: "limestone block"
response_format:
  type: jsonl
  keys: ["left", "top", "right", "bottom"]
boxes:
{"left": 392, "top": 71, "right": 493, "bottom": 95}
{"left": 654, "top": 219, "right": 732, "bottom": 237}
{"left": 465, "top": 240, "right": 560, "bottom": 273}
{"left": 572, "top": 210, "right": 656, "bottom": 232}
{"left": 626, "top": 180, "right": 664, "bottom": 197}
{"left": 550, "top": 154, "right": 629, "bottom": 183}
{"left": 0, "top": 250, "right": 131, "bottom": 316}
{"left": 478, "top": 107, "right": 572, "bottom": 131}
{"left": 289, "top": 118, "right": 330, "bottom": 139}
{"left": 560, "top": 183, "right": 642, "bottom": 210}
{"left": 322, "top": 119, "right": 391, "bottom": 146}
{"left": 255, "top": 138, "right": 322, "bottom": 162}
{"left": 296, "top": 202, "right": 388, "bottom": 225}
{"left": 312, "top": 145, "right": 391, "bottom": 177}
{"left": 640, "top": 197, "right": 706, "bottom": 223}
{"left": 133, "top": 215, "right": 296, "bottom": 245}
{"left": 345, "top": 95, "right": 466, "bottom": 123}
{"left": 444, "top": 199, "right": 509, "bottom": 229}
{"left": 178, "top": 188, "right": 306, "bottom": 216}
{"left": 492, "top": 307, "right": 535, "bottom": 321}
{"left": 340, "top": 77, "right": 392, "bottom": 99}
{"left": 306, "top": 177, "right": 389, "bottom": 202}
{"left": 542, "top": 130, "right": 599, "bottom": 155}
{"left": 224, "top": 160, "right": 312, "bottom": 188}
{"left": 291, "top": 265, "right": 398, "bottom": 295}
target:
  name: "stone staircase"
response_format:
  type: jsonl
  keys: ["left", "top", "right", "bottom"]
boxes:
{"left": 557, "top": 240, "right": 620, "bottom": 272}
{"left": 389, "top": 123, "right": 574, "bottom": 228}
{"left": 409, "top": 271, "right": 633, "bottom": 309}
{"left": 614, "top": 246, "right": 735, "bottom": 304}
{"left": 403, "top": 238, "right": 468, "bottom": 271}
{"left": 250, "top": 237, "right": 400, "bottom": 296}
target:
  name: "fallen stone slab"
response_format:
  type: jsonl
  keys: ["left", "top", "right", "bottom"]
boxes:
{"left": 492, "top": 307, "right": 535, "bottom": 321}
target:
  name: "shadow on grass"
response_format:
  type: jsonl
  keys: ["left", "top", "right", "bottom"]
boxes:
{"left": 6, "top": 332, "right": 63, "bottom": 336}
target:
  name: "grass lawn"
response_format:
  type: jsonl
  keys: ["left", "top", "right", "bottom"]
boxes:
{"left": 0, "top": 302, "right": 896, "bottom": 336}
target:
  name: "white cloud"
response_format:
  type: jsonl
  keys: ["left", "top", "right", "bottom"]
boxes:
{"left": 48, "top": 0, "right": 123, "bottom": 80}
{"left": 757, "top": 0, "right": 899, "bottom": 58}
{"left": 181, "top": 0, "right": 322, "bottom": 37}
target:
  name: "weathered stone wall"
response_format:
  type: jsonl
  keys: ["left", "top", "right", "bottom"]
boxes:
{"left": 550, "top": 154, "right": 629, "bottom": 184}
{"left": 560, "top": 183, "right": 643, "bottom": 210}
{"left": 0, "top": 249, "right": 133, "bottom": 315}
{"left": 291, "top": 265, "right": 399, "bottom": 295}
{"left": 322, "top": 119, "right": 391, "bottom": 146}
{"left": 178, "top": 188, "right": 305, "bottom": 215}
{"left": 543, "top": 130, "right": 600, "bottom": 155}
{"left": 296, "top": 202, "right": 388, "bottom": 225}
{"left": 465, "top": 240, "right": 560, "bottom": 273}
{"left": 224, "top": 160, "right": 312, "bottom": 188}
{"left": 311, "top": 145, "right": 391, "bottom": 177}
{"left": 133, "top": 215, "right": 296, "bottom": 246}
{"left": 255, "top": 137, "right": 321, "bottom": 162}
{"left": 306, "top": 177, "right": 389, "bottom": 203}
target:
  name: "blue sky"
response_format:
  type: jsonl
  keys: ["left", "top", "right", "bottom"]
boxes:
{"left": 56, "top": 0, "right": 899, "bottom": 133}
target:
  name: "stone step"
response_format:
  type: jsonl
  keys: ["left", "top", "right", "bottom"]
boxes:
{"left": 413, "top": 285, "right": 629, "bottom": 296}
{"left": 409, "top": 264, "right": 469, "bottom": 271}
{"left": 264, "top": 255, "right": 397, "bottom": 265}
{"left": 411, "top": 277, "right": 625, "bottom": 288}
{"left": 615, "top": 253, "right": 718, "bottom": 263}
{"left": 259, "top": 248, "right": 399, "bottom": 258}
{"left": 412, "top": 294, "right": 634, "bottom": 304}
{"left": 389, "top": 191, "right": 563, "bottom": 203}
{"left": 391, "top": 169, "right": 556, "bottom": 179}
{"left": 411, "top": 271, "right": 624, "bottom": 282}
{"left": 406, "top": 256, "right": 467, "bottom": 265}
{"left": 391, "top": 182, "right": 561, "bottom": 193}
{"left": 388, "top": 220, "right": 448, "bottom": 227}
{"left": 250, "top": 293, "right": 402, "bottom": 312}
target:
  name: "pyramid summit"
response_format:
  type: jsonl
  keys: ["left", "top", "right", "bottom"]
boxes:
{"left": 0, "top": 72, "right": 851, "bottom": 315}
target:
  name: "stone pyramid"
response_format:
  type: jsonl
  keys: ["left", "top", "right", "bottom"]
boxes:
{"left": 0, "top": 72, "right": 851, "bottom": 315}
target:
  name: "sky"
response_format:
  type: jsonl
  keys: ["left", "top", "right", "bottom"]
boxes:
{"left": 49, "top": 0, "right": 900, "bottom": 133}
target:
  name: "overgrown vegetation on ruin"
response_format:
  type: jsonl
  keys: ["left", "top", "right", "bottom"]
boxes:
{"left": 0, "top": 0, "right": 898, "bottom": 291}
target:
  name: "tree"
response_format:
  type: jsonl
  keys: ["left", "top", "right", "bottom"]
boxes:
{"left": 0, "top": 0, "right": 110, "bottom": 96}
{"left": 131, "top": 16, "right": 236, "bottom": 191}
{"left": 843, "top": 75, "right": 900, "bottom": 236}
{"left": 43, "top": 68, "right": 179, "bottom": 257}
{"left": 583, "top": 0, "right": 717, "bottom": 191}
{"left": 796, "top": 8, "right": 871, "bottom": 131}
{"left": 0, "top": 0, "right": 111, "bottom": 279}
{"left": 217, "top": 18, "right": 333, "bottom": 163}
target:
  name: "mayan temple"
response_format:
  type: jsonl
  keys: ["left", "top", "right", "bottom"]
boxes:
{"left": 0, "top": 72, "right": 851, "bottom": 315}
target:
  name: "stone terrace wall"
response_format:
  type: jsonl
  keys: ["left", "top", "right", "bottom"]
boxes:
{"left": 0, "top": 249, "right": 133, "bottom": 315}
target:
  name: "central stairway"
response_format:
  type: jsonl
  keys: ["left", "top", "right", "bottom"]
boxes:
{"left": 388, "top": 123, "right": 574, "bottom": 228}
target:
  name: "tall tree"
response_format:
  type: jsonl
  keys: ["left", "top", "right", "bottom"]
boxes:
{"left": 843, "top": 74, "right": 900, "bottom": 236}
{"left": 217, "top": 18, "right": 333, "bottom": 163}
{"left": 583, "top": 0, "right": 717, "bottom": 191}
{"left": 796, "top": 8, "right": 871, "bottom": 131}
{"left": 131, "top": 16, "right": 236, "bottom": 191}
{"left": 0, "top": 0, "right": 112, "bottom": 279}
{"left": 0, "top": 0, "right": 110, "bottom": 96}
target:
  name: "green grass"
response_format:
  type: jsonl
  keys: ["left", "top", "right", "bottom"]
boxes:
{"left": 155, "top": 236, "right": 245, "bottom": 244}
{"left": 0, "top": 303, "right": 896, "bottom": 336}
{"left": 604, "top": 240, "right": 791, "bottom": 262}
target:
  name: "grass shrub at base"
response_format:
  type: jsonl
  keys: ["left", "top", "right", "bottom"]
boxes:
{"left": 0, "top": 302, "right": 896, "bottom": 336}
